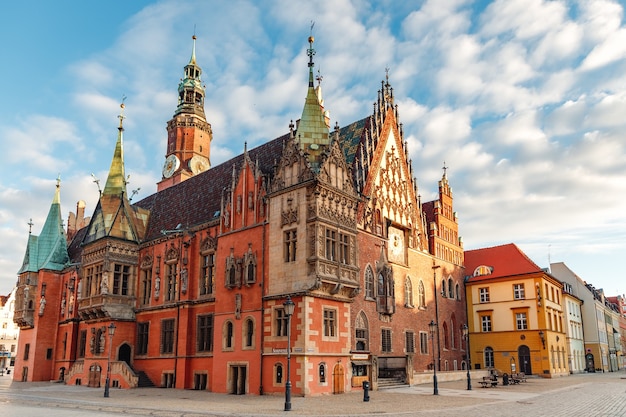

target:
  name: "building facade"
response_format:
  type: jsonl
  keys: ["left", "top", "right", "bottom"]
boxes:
{"left": 0, "top": 289, "right": 19, "bottom": 368}
{"left": 562, "top": 282, "right": 585, "bottom": 373}
{"left": 12, "top": 36, "right": 467, "bottom": 395}
{"left": 465, "top": 244, "right": 569, "bottom": 377}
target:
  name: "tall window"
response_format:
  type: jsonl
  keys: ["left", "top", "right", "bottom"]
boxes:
{"left": 224, "top": 321, "right": 234, "bottom": 349}
{"left": 245, "top": 318, "right": 254, "bottom": 348}
{"left": 275, "top": 307, "right": 288, "bottom": 337}
{"left": 513, "top": 284, "right": 525, "bottom": 300}
{"left": 355, "top": 311, "right": 368, "bottom": 351}
{"left": 516, "top": 312, "right": 528, "bottom": 330}
{"left": 381, "top": 328, "right": 392, "bottom": 353}
{"left": 448, "top": 278, "right": 454, "bottom": 298}
{"left": 165, "top": 264, "right": 176, "bottom": 301}
{"left": 161, "top": 319, "right": 175, "bottom": 354}
{"left": 441, "top": 279, "right": 447, "bottom": 298}
{"left": 339, "top": 233, "right": 349, "bottom": 264}
{"left": 419, "top": 332, "right": 429, "bottom": 354}
{"left": 113, "top": 264, "right": 131, "bottom": 295}
{"left": 137, "top": 322, "right": 149, "bottom": 355}
{"left": 455, "top": 283, "right": 460, "bottom": 300}
{"left": 323, "top": 309, "right": 336, "bottom": 338}
{"left": 140, "top": 268, "right": 152, "bottom": 305}
{"left": 484, "top": 347, "right": 494, "bottom": 368}
{"left": 78, "top": 330, "right": 87, "bottom": 358}
{"left": 364, "top": 266, "right": 375, "bottom": 299}
{"left": 200, "top": 253, "right": 215, "bottom": 296}
{"left": 325, "top": 229, "right": 336, "bottom": 261}
{"left": 418, "top": 280, "right": 426, "bottom": 308}
{"left": 197, "top": 315, "right": 214, "bottom": 352}
{"left": 405, "top": 331, "right": 415, "bottom": 353}
{"left": 404, "top": 277, "right": 414, "bottom": 308}
{"left": 481, "top": 315, "right": 492, "bottom": 332}
{"left": 443, "top": 322, "right": 449, "bottom": 350}
{"left": 479, "top": 287, "right": 490, "bottom": 303}
{"left": 284, "top": 230, "right": 297, "bottom": 262}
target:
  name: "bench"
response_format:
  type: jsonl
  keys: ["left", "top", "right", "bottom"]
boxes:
{"left": 479, "top": 376, "right": 498, "bottom": 388}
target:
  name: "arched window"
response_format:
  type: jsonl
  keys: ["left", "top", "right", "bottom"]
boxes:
{"left": 275, "top": 363, "right": 283, "bottom": 384}
{"left": 441, "top": 279, "right": 447, "bottom": 298}
{"left": 404, "top": 277, "right": 414, "bottom": 308}
{"left": 418, "top": 280, "right": 426, "bottom": 308}
{"left": 355, "top": 311, "right": 369, "bottom": 351}
{"left": 244, "top": 318, "right": 254, "bottom": 348}
{"left": 224, "top": 321, "right": 234, "bottom": 349}
{"left": 450, "top": 315, "right": 456, "bottom": 349}
{"left": 484, "top": 346, "right": 494, "bottom": 368}
{"left": 442, "top": 321, "right": 449, "bottom": 350}
{"left": 448, "top": 278, "right": 454, "bottom": 298}
{"left": 319, "top": 363, "right": 326, "bottom": 383}
{"left": 364, "top": 266, "right": 375, "bottom": 299}
{"left": 455, "top": 283, "right": 461, "bottom": 300}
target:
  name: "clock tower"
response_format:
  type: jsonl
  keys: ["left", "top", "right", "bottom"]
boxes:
{"left": 158, "top": 35, "right": 212, "bottom": 192}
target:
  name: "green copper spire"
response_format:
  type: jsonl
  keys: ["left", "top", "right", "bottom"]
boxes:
{"left": 102, "top": 102, "right": 127, "bottom": 197}
{"left": 296, "top": 34, "right": 330, "bottom": 167}
{"left": 175, "top": 35, "right": 205, "bottom": 117}
{"left": 18, "top": 177, "right": 69, "bottom": 273}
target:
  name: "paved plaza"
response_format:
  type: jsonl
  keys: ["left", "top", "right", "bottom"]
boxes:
{"left": 0, "top": 371, "right": 625, "bottom": 416}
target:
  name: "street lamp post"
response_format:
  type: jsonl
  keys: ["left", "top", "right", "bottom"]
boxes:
{"left": 283, "top": 297, "right": 295, "bottom": 411}
{"left": 103, "top": 322, "right": 116, "bottom": 398}
{"left": 429, "top": 320, "right": 438, "bottom": 395}
{"left": 462, "top": 324, "right": 471, "bottom": 390}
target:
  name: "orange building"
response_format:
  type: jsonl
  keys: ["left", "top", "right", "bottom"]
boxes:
{"left": 465, "top": 244, "right": 569, "bottom": 377}
{"left": 13, "top": 35, "right": 467, "bottom": 395}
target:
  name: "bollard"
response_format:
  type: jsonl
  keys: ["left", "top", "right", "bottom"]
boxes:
{"left": 362, "top": 380, "right": 370, "bottom": 402}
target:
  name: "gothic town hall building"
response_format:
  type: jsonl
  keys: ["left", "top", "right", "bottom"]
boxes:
{"left": 13, "top": 36, "right": 467, "bottom": 396}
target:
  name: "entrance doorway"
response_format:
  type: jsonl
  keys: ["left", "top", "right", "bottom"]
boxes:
{"left": 586, "top": 353, "right": 595, "bottom": 372}
{"left": 88, "top": 364, "right": 102, "bottom": 387}
{"left": 332, "top": 364, "right": 345, "bottom": 394}
{"left": 518, "top": 345, "right": 532, "bottom": 375}
{"left": 119, "top": 343, "right": 131, "bottom": 366}
{"left": 230, "top": 365, "right": 247, "bottom": 395}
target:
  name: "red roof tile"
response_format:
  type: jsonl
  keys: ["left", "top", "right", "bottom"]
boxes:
{"left": 464, "top": 243, "right": 543, "bottom": 282}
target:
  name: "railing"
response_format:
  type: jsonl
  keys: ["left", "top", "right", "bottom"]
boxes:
{"left": 111, "top": 361, "right": 139, "bottom": 388}
{"left": 65, "top": 360, "right": 84, "bottom": 383}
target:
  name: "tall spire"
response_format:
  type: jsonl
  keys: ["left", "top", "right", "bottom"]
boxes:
{"left": 103, "top": 101, "right": 127, "bottom": 197}
{"left": 296, "top": 30, "right": 330, "bottom": 167}
{"left": 175, "top": 35, "right": 205, "bottom": 118}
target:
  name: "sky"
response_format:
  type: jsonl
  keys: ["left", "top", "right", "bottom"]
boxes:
{"left": 1, "top": 0, "right": 625, "bottom": 297}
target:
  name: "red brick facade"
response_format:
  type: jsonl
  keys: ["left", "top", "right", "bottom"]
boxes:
{"left": 13, "top": 37, "right": 467, "bottom": 395}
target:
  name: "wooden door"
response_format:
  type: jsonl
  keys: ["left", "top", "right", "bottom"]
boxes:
{"left": 332, "top": 364, "right": 344, "bottom": 394}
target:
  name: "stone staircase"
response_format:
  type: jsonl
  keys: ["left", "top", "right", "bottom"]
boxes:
{"left": 377, "top": 376, "right": 408, "bottom": 390}
{"left": 136, "top": 370, "right": 155, "bottom": 388}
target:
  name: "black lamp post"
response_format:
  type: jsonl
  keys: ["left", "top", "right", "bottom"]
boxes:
{"left": 103, "top": 322, "right": 116, "bottom": 398}
{"left": 429, "top": 320, "right": 438, "bottom": 395}
{"left": 283, "top": 297, "right": 295, "bottom": 411}
{"left": 462, "top": 324, "right": 471, "bottom": 390}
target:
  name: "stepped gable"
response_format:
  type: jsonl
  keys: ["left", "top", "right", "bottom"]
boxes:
{"left": 465, "top": 243, "right": 543, "bottom": 282}
{"left": 135, "top": 133, "right": 287, "bottom": 241}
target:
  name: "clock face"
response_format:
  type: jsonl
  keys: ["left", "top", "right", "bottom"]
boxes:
{"left": 162, "top": 154, "right": 180, "bottom": 178}
{"left": 188, "top": 155, "right": 210, "bottom": 175}
{"left": 388, "top": 227, "right": 405, "bottom": 262}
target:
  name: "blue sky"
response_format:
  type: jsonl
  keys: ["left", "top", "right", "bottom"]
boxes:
{"left": 1, "top": 0, "right": 626, "bottom": 297}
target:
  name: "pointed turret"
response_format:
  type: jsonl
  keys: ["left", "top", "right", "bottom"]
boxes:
{"left": 103, "top": 103, "right": 127, "bottom": 197}
{"left": 158, "top": 35, "right": 213, "bottom": 191}
{"left": 83, "top": 103, "right": 149, "bottom": 244}
{"left": 18, "top": 177, "right": 69, "bottom": 273}
{"left": 295, "top": 35, "right": 330, "bottom": 168}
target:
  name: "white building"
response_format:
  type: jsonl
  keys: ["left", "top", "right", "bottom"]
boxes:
{"left": 562, "top": 281, "right": 585, "bottom": 373}
{"left": 0, "top": 288, "right": 19, "bottom": 368}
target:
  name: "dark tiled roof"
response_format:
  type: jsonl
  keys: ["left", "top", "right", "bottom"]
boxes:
{"left": 337, "top": 117, "right": 369, "bottom": 165}
{"left": 134, "top": 134, "right": 288, "bottom": 241}
{"left": 134, "top": 117, "right": 371, "bottom": 243}
{"left": 68, "top": 226, "right": 88, "bottom": 264}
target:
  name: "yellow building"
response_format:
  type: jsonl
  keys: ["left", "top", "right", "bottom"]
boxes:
{"left": 465, "top": 244, "right": 569, "bottom": 377}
